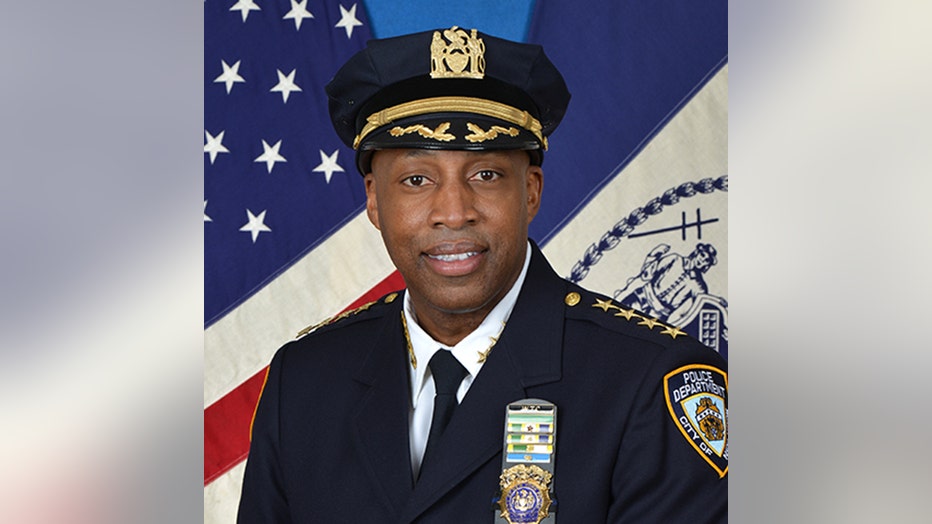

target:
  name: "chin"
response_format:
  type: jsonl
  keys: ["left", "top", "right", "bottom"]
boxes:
{"left": 420, "top": 286, "right": 499, "bottom": 315}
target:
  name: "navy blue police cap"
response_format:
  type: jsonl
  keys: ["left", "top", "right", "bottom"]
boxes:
{"left": 325, "top": 26, "right": 571, "bottom": 174}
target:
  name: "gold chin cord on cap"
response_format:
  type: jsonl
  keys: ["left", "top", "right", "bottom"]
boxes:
{"left": 352, "top": 96, "right": 547, "bottom": 150}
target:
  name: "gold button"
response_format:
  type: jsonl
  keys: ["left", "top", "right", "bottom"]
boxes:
{"left": 564, "top": 292, "right": 581, "bottom": 306}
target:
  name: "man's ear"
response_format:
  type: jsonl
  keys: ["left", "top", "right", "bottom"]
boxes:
{"left": 525, "top": 165, "right": 544, "bottom": 222}
{"left": 364, "top": 173, "right": 381, "bottom": 230}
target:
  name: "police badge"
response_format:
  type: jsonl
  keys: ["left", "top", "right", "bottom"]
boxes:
{"left": 498, "top": 464, "right": 553, "bottom": 524}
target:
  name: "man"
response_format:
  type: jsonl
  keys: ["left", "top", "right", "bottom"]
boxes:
{"left": 238, "top": 27, "right": 727, "bottom": 523}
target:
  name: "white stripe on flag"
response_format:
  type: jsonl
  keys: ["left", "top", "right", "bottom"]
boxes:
{"left": 204, "top": 460, "right": 246, "bottom": 524}
{"left": 205, "top": 211, "right": 393, "bottom": 407}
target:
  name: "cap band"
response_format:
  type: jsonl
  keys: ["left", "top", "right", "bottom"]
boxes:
{"left": 352, "top": 96, "right": 547, "bottom": 150}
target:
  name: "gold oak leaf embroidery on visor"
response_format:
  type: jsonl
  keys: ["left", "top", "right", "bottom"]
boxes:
{"left": 353, "top": 97, "right": 547, "bottom": 149}
{"left": 464, "top": 122, "right": 520, "bottom": 143}
{"left": 388, "top": 122, "right": 456, "bottom": 142}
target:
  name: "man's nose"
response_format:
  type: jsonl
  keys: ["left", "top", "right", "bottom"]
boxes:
{"left": 429, "top": 179, "right": 479, "bottom": 229}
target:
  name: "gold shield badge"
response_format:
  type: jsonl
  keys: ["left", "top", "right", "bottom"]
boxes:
{"left": 498, "top": 464, "right": 553, "bottom": 524}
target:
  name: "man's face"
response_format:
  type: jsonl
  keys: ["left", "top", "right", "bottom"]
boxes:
{"left": 693, "top": 249, "right": 712, "bottom": 271}
{"left": 364, "top": 149, "right": 543, "bottom": 320}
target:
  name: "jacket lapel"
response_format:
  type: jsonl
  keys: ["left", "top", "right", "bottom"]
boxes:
{"left": 400, "top": 243, "right": 567, "bottom": 522}
{"left": 350, "top": 299, "right": 415, "bottom": 518}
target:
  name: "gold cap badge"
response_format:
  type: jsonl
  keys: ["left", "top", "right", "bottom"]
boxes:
{"left": 430, "top": 26, "right": 485, "bottom": 79}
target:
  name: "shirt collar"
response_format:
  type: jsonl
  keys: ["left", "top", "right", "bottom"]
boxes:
{"left": 405, "top": 242, "right": 532, "bottom": 408}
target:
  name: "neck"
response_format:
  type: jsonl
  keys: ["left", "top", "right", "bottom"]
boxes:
{"left": 408, "top": 241, "right": 531, "bottom": 346}
{"left": 409, "top": 299, "right": 496, "bottom": 347}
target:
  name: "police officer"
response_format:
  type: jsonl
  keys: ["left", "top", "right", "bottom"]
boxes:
{"left": 238, "top": 26, "right": 727, "bottom": 523}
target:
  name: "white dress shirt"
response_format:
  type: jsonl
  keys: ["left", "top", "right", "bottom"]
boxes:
{"left": 404, "top": 242, "right": 531, "bottom": 477}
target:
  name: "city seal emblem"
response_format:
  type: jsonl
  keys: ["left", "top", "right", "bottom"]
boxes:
{"left": 498, "top": 464, "right": 553, "bottom": 524}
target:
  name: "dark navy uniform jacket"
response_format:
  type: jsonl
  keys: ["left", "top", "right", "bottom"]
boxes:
{"left": 238, "top": 244, "right": 728, "bottom": 523}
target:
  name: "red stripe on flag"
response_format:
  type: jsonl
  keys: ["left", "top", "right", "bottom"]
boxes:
{"left": 204, "top": 271, "right": 406, "bottom": 485}
{"left": 204, "top": 369, "right": 265, "bottom": 485}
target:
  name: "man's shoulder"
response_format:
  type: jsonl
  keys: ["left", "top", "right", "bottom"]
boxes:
{"left": 271, "top": 290, "right": 402, "bottom": 371}
{"left": 294, "top": 290, "right": 402, "bottom": 340}
{"left": 561, "top": 283, "right": 720, "bottom": 361}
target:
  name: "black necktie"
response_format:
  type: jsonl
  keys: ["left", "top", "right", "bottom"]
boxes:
{"left": 421, "top": 349, "right": 467, "bottom": 472}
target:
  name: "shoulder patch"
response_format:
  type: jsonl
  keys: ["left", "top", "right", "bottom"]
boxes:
{"left": 663, "top": 364, "right": 728, "bottom": 477}
{"left": 295, "top": 291, "right": 400, "bottom": 338}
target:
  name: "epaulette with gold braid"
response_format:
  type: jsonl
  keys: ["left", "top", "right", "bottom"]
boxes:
{"left": 564, "top": 291, "right": 688, "bottom": 341}
{"left": 295, "top": 291, "right": 400, "bottom": 338}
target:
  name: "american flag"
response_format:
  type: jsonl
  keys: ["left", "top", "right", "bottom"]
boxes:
{"left": 205, "top": 1, "right": 727, "bottom": 522}
{"left": 204, "top": 2, "right": 389, "bottom": 519}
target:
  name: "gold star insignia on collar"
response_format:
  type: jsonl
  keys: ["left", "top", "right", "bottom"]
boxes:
{"left": 478, "top": 323, "right": 505, "bottom": 363}
{"left": 477, "top": 346, "right": 492, "bottom": 363}
{"left": 477, "top": 335, "right": 497, "bottom": 363}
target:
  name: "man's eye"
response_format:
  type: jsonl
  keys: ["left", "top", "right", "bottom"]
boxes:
{"left": 402, "top": 175, "right": 427, "bottom": 187}
{"left": 472, "top": 170, "right": 501, "bottom": 182}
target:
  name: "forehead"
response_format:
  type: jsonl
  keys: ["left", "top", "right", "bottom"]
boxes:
{"left": 371, "top": 148, "right": 526, "bottom": 166}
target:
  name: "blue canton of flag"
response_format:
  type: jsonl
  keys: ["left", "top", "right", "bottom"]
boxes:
{"left": 205, "top": 1, "right": 372, "bottom": 326}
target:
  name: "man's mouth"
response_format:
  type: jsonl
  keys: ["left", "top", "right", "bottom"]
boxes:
{"left": 423, "top": 244, "right": 486, "bottom": 276}
{"left": 427, "top": 251, "right": 480, "bottom": 262}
